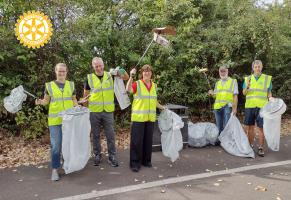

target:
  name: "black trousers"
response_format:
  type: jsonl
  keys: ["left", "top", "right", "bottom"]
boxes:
{"left": 130, "top": 121, "right": 154, "bottom": 168}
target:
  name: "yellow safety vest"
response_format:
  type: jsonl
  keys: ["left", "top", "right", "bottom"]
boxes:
{"left": 46, "top": 81, "right": 74, "bottom": 126}
{"left": 88, "top": 72, "right": 115, "bottom": 112}
{"left": 245, "top": 74, "right": 272, "bottom": 108}
{"left": 131, "top": 80, "right": 157, "bottom": 122}
{"left": 214, "top": 78, "right": 236, "bottom": 110}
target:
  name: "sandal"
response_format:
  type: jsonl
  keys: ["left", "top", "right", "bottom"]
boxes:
{"left": 258, "top": 147, "right": 265, "bottom": 157}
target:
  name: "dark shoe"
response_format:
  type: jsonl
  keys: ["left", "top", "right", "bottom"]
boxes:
{"left": 131, "top": 166, "right": 140, "bottom": 172}
{"left": 94, "top": 154, "right": 102, "bottom": 166}
{"left": 142, "top": 163, "right": 152, "bottom": 168}
{"left": 258, "top": 147, "right": 265, "bottom": 157}
{"left": 108, "top": 155, "right": 119, "bottom": 167}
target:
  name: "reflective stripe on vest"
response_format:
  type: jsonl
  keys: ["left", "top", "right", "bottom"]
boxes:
{"left": 131, "top": 80, "right": 157, "bottom": 122}
{"left": 88, "top": 72, "right": 115, "bottom": 112}
{"left": 46, "top": 81, "right": 74, "bottom": 126}
{"left": 245, "top": 74, "right": 272, "bottom": 108}
{"left": 213, "top": 78, "right": 235, "bottom": 110}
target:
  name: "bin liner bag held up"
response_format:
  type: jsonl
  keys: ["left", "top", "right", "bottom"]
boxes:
{"left": 260, "top": 98, "right": 287, "bottom": 151}
{"left": 218, "top": 114, "right": 255, "bottom": 158}
{"left": 158, "top": 109, "right": 184, "bottom": 162}
{"left": 61, "top": 106, "right": 91, "bottom": 174}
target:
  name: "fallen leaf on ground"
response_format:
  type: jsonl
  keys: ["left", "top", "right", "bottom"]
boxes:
{"left": 255, "top": 185, "right": 267, "bottom": 191}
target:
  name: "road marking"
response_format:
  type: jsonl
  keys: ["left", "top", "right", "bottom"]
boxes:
{"left": 54, "top": 160, "right": 291, "bottom": 200}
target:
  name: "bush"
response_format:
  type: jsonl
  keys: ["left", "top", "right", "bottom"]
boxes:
{"left": 15, "top": 106, "right": 48, "bottom": 139}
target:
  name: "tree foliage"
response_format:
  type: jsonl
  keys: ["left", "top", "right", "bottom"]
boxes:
{"left": 1, "top": 0, "right": 290, "bottom": 136}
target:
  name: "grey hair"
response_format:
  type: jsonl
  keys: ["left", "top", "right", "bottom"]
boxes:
{"left": 252, "top": 60, "right": 263, "bottom": 68}
{"left": 92, "top": 57, "right": 104, "bottom": 65}
{"left": 55, "top": 63, "right": 67, "bottom": 71}
{"left": 219, "top": 65, "right": 228, "bottom": 71}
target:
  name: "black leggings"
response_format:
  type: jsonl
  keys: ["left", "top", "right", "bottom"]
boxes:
{"left": 130, "top": 121, "right": 154, "bottom": 168}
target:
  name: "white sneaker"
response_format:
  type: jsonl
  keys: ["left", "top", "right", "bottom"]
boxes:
{"left": 51, "top": 169, "right": 60, "bottom": 181}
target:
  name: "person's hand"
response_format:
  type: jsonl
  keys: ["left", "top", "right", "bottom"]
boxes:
{"left": 160, "top": 105, "right": 166, "bottom": 110}
{"left": 208, "top": 89, "right": 214, "bottom": 96}
{"left": 232, "top": 108, "right": 237, "bottom": 115}
{"left": 269, "top": 97, "right": 275, "bottom": 102}
{"left": 130, "top": 68, "right": 136, "bottom": 78}
{"left": 118, "top": 68, "right": 126, "bottom": 76}
{"left": 35, "top": 99, "right": 42, "bottom": 105}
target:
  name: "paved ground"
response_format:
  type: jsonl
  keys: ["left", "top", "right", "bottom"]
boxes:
{"left": 1, "top": 136, "right": 291, "bottom": 200}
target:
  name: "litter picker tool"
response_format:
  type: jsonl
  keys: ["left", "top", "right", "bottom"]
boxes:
{"left": 4, "top": 85, "right": 37, "bottom": 113}
{"left": 134, "top": 26, "right": 176, "bottom": 68}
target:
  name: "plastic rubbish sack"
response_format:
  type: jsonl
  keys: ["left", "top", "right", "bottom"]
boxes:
{"left": 260, "top": 98, "right": 287, "bottom": 151}
{"left": 158, "top": 109, "right": 184, "bottom": 162}
{"left": 188, "top": 122, "right": 219, "bottom": 147}
{"left": 218, "top": 114, "right": 255, "bottom": 158}
{"left": 61, "top": 106, "right": 91, "bottom": 174}
{"left": 114, "top": 76, "right": 131, "bottom": 110}
{"left": 111, "top": 67, "right": 131, "bottom": 110}
{"left": 4, "top": 85, "right": 27, "bottom": 113}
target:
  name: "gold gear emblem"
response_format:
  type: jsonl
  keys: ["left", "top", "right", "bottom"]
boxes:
{"left": 15, "top": 11, "right": 53, "bottom": 49}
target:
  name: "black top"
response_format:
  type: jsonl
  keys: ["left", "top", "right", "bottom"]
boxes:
{"left": 84, "top": 74, "right": 104, "bottom": 90}
{"left": 44, "top": 80, "right": 76, "bottom": 95}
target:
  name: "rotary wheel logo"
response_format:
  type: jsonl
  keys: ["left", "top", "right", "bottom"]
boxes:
{"left": 15, "top": 11, "right": 53, "bottom": 49}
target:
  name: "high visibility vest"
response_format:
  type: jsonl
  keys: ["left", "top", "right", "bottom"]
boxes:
{"left": 131, "top": 80, "right": 157, "bottom": 122}
{"left": 213, "top": 78, "right": 236, "bottom": 110}
{"left": 88, "top": 72, "right": 115, "bottom": 112}
{"left": 245, "top": 74, "right": 272, "bottom": 108}
{"left": 46, "top": 81, "right": 74, "bottom": 126}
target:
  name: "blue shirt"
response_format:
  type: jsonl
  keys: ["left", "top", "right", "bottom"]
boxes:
{"left": 242, "top": 75, "right": 272, "bottom": 91}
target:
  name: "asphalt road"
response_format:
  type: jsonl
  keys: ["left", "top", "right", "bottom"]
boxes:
{"left": 1, "top": 136, "right": 291, "bottom": 200}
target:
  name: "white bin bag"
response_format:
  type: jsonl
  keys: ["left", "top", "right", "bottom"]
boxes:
{"left": 61, "top": 106, "right": 91, "bottom": 174}
{"left": 188, "top": 122, "right": 219, "bottom": 147}
{"left": 260, "top": 98, "right": 287, "bottom": 151}
{"left": 218, "top": 114, "right": 255, "bottom": 158}
{"left": 158, "top": 109, "right": 184, "bottom": 162}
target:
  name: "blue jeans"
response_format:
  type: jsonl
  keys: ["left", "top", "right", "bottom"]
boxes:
{"left": 214, "top": 105, "right": 232, "bottom": 134}
{"left": 49, "top": 125, "right": 62, "bottom": 169}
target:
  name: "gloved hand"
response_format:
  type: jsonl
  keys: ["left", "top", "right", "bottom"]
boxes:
{"left": 118, "top": 68, "right": 126, "bottom": 75}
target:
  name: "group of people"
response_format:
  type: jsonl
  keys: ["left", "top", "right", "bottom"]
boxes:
{"left": 209, "top": 60, "right": 272, "bottom": 157}
{"left": 36, "top": 57, "right": 272, "bottom": 181}
{"left": 35, "top": 57, "right": 165, "bottom": 181}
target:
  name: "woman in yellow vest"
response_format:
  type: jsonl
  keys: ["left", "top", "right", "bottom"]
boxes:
{"left": 209, "top": 66, "right": 238, "bottom": 145}
{"left": 126, "top": 65, "right": 165, "bottom": 172}
{"left": 242, "top": 60, "right": 273, "bottom": 157}
{"left": 35, "top": 63, "right": 78, "bottom": 181}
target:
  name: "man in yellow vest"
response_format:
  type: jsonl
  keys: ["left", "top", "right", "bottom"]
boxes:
{"left": 83, "top": 57, "right": 128, "bottom": 167}
{"left": 209, "top": 65, "right": 238, "bottom": 145}
{"left": 243, "top": 60, "right": 272, "bottom": 157}
{"left": 35, "top": 63, "right": 78, "bottom": 181}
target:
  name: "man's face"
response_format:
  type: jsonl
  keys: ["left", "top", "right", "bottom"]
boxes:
{"left": 55, "top": 65, "right": 67, "bottom": 80}
{"left": 253, "top": 64, "right": 262, "bottom": 75}
{"left": 92, "top": 59, "right": 104, "bottom": 75}
{"left": 219, "top": 68, "right": 228, "bottom": 80}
